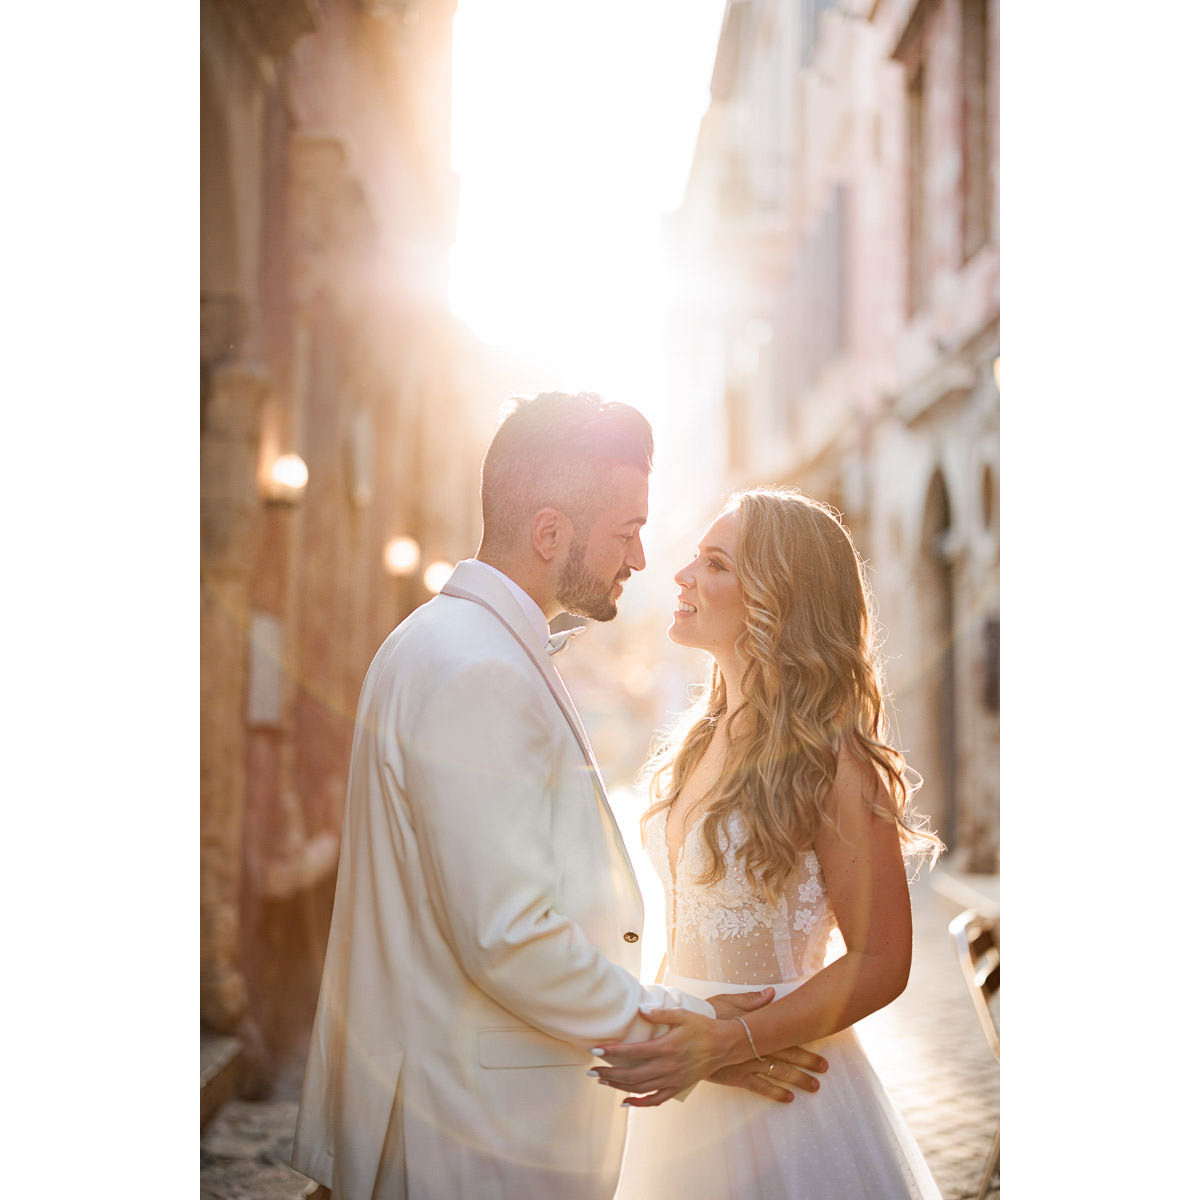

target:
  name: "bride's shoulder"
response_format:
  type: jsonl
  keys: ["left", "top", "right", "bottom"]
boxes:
{"left": 821, "top": 740, "right": 888, "bottom": 820}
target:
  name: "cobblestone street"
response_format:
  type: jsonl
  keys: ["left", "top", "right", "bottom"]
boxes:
{"left": 857, "top": 876, "right": 1000, "bottom": 1199}
{"left": 201, "top": 873, "right": 999, "bottom": 1199}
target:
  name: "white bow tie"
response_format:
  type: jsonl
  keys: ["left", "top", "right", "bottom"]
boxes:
{"left": 545, "top": 625, "right": 587, "bottom": 656}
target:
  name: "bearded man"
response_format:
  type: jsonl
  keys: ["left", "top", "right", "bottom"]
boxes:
{"left": 292, "top": 392, "right": 817, "bottom": 1200}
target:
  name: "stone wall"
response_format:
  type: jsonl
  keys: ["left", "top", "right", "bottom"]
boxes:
{"left": 201, "top": 0, "right": 500, "bottom": 1089}
{"left": 663, "top": 0, "right": 1000, "bottom": 869}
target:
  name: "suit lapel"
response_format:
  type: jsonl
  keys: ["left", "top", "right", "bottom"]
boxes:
{"left": 439, "top": 562, "right": 599, "bottom": 769}
{"left": 438, "top": 562, "right": 642, "bottom": 894}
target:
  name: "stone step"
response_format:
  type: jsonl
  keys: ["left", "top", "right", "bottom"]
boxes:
{"left": 201, "top": 1029, "right": 243, "bottom": 1131}
{"left": 201, "top": 1098, "right": 313, "bottom": 1200}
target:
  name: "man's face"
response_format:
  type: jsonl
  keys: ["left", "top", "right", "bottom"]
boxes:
{"left": 555, "top": 465, "right": 649, "bottom": 622}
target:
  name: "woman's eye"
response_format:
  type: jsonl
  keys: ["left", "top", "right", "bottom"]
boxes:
{"left": 707, "top": 559, "right": 724, "bottom": 571}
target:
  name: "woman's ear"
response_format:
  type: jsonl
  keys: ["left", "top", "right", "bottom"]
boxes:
{"left": 531, "top": 507, "right": 572, "bottom": 563}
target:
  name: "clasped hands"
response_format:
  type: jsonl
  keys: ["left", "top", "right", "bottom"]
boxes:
{"left": 588, "top": 988, "right": 827, "bottom": 1107}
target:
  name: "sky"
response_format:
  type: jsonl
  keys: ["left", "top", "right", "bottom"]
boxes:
{"left": 449, "top": 0, "right": 728, "bottom": 410}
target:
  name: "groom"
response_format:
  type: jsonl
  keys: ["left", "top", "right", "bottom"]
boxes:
{"left": 292, "top": 392, "right": 822, "bottom": 1200}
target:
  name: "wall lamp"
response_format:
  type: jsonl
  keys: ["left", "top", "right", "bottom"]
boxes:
{"left": 264, "top": 453, "right": 309, "bottom": 506}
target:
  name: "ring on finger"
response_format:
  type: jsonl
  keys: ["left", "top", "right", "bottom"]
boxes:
{"left": 767, "top": 1062, "right": 775, "bottom": 1075}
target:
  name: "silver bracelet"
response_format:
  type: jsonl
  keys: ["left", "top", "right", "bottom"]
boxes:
{"left": 734, "top": 1015, "right": 766, "bottom": 1062}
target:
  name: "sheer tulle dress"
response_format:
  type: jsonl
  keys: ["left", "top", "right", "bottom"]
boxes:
{"left": 615, "top": 808, "right": 942, "bottom": 1200}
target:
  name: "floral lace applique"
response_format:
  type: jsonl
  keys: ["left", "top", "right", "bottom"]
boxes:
{"left": 792, "top": 852, "right": 828, "bottom": 933}
{"left": 674, "top": 829, "right": 784, "bottom": 942}
{"left": 646, "top": 805, "right": 837, "bottom": 983}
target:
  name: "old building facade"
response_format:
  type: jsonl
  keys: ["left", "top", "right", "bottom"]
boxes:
{"left": 663, "top": 0, "right": 999, "bottom": 870}
{"left": 201, "top": 0, "right": 499, "bottom": 1095}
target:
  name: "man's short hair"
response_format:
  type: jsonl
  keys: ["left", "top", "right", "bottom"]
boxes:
{"left": 480, "top": 391, "right": 653, "bottom": 550}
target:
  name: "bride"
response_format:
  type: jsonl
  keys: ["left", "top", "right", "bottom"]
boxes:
{"left": 592, "top": 486, "right": 944, "bottom": 1199}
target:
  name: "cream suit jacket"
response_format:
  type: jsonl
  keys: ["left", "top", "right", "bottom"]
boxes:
{"left": 292, "top": 560, "right": 714, "bottom": 1200}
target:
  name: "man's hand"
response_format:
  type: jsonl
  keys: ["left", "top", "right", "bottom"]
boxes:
{"left": 708, "top": 1043, "right": 828, "bottom": 1103}
{"left": 706, "top": 987, "right": 775, "bottom": 1020}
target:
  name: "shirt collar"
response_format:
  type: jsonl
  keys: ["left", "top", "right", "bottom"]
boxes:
{"left": 468, "top": 559, "right": 551, "bottom": 647}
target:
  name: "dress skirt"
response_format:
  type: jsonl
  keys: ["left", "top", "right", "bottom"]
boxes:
{"left": 615, "top": 972, "right": 943, "bottom": 1200}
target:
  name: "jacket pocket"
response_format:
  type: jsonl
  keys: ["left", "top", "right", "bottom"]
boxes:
{"left": 477, "top": 1027, "right": 592, "bottom": 1069}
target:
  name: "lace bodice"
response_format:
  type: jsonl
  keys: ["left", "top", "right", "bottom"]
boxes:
{"left": 645, "top": 806, "right": 839, "bottom": 984}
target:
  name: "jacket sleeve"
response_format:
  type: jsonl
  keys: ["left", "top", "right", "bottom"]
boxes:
{"left": 395, "top": 656, "right": 715, "bottom": 1048}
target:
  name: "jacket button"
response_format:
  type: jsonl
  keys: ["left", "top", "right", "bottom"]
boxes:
{"left": 623, "top": 931, "right": 639, "bottom": 943}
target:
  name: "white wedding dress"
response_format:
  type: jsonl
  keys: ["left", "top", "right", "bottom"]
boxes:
{"left": 615, "top": 807, "right": 943, "bottom": 1200}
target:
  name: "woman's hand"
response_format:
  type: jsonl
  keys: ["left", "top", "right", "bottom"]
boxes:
{"left": 589, "top": 1008, "right": 744, "bottom": 1105}
{"left": 708, "top": 990, "right": 829, "bottom": 1099}
{"left": 589, "top": 997, "right": 774, "bottom": 1107}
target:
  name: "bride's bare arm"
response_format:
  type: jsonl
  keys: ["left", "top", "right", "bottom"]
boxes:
{"left": 591, "top": 748, "right": 912, "bottom": 1105}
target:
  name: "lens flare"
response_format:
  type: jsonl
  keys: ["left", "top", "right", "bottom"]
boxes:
{"left": 384, "top": 536, "right": 421, "bottom": 577}
{"left": 423, "top": 561, "right": 454, "bottom": 593}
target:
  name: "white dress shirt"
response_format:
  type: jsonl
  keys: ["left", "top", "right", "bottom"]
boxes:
{"left": 468, "top": 558, "right": 552, "bottom": 648}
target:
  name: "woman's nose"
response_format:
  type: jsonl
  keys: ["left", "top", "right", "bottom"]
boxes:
{"left": 674, "top": 561, "right": 694, "bottom": 586}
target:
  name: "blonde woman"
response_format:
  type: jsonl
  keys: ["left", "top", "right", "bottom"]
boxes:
{"left": 593, "top": 487, "right": 944, "bottom": 1199}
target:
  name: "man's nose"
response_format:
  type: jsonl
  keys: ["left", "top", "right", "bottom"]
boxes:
{"left": 628, "top": 534, "right": 646, "bottom": 572}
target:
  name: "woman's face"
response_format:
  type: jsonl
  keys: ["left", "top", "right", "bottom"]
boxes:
{"left": 669, "top": 510, "right": 747, "bottom": 657}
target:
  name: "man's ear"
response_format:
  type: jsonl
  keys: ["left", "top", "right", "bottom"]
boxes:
{"left": 531, "top": 507, "right": 572, "bottom": 562}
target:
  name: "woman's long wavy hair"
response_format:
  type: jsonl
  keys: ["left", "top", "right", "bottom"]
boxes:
{"left": 642, "top": 487, "right": 941, "bottom": 905}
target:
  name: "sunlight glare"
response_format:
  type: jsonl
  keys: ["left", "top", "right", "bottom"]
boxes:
{"left": 450, "top": 0, "right": 727, "bottom": 403}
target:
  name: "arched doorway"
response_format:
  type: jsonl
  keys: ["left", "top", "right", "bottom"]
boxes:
{"left": 918, "top": 469, "right": 958, "bottom": 851}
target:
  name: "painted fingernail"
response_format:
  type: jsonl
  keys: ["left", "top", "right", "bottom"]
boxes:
{"left": 589, "top": 1049, "right": 605, "bottom": 1056}
{"left": 587, "top": 1069, "right": 599, "bottom": 1077}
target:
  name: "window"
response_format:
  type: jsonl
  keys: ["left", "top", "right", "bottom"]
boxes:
{"left": 982, "top": 614, "right": 999, "bottom": 712}
{"left": 799, "top": 0, "right": 838, "bottom": 69}
{"left": 791, "top": 185, "right": 851, "bottom": 391}
{"left": 961, "top": 0, "right": 991, "bottom": 260}
{"left": 906, "top": 63, "right": 928, "bottom": 315}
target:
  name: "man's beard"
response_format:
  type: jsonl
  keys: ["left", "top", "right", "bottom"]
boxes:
{"left": 556, "top": 536, "right": 626, "bottom": 622}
